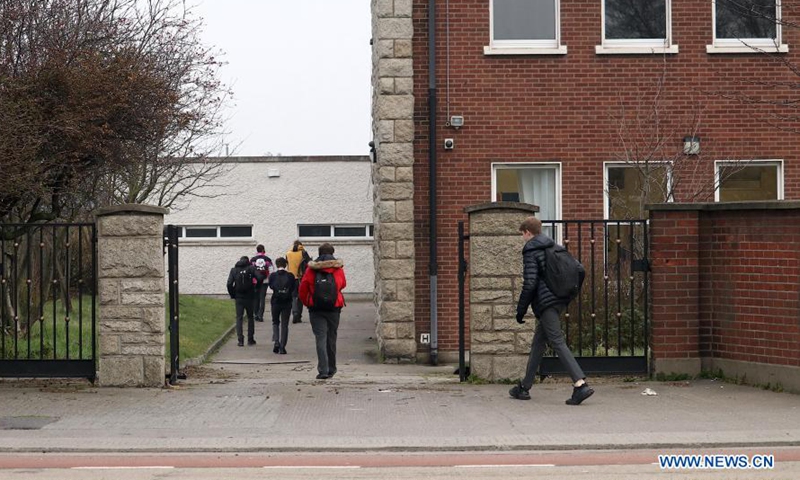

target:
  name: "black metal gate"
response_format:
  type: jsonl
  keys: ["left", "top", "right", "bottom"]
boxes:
{"left": 0, "top": 223, "right": 96, "bottom": 379}
{"left": 458, "top": 219, "right": 650, "bottom": 377}
{"left": 163, "top": 225, "right": 184, "bottom": 384}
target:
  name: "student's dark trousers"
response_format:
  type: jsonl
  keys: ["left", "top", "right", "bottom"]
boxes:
{"left": 309, "top": 308, "right": 340, "bottom": 376}
{"left": 235, "top": 297, "right": 255, "bottom": 343}
{"left": 254, "top": 283, "right": 268, "bottom": 322}
{"left": 271, "top": 300, "right": 292, "bottom": 348}
{"left": 521, "top": 305, "right": 585, "bottom": 389}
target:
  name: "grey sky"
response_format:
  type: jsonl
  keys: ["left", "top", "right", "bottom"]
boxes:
{"left": 192, "top": 0, "right": 372, "bottom": 157}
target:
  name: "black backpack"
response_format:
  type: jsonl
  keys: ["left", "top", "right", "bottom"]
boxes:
{"left": 234, "top": 267, "right": 254, "bottom": 295}
{"left": 272, "top": 273, "right": 292, "bottom": 303}
{"left": 543, "top": 245, "right": 585, "bottom": 302}
{"left": 313, "top": 270, "right": 337, "bottom": 310}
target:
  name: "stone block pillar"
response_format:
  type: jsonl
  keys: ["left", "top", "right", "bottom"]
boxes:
{"left": 94, "top": 204, "right": 168, "bottom": 387}
{"left": 465, "top": 203, "right": 539, "bottom": 381}
{"left": 371, "top": 0, "right": 416, "bottom": 361}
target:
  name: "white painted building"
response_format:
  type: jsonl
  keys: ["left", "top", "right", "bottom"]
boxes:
{"left": 165, "top": 156, "right": 374, "bottom": 295}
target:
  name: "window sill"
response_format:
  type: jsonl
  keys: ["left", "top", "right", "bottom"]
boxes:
{"left": 179, "top": 239, "right": 257, "bottom": 247}
{"left": 595, "top": 45, "right": 679, "bottom": 55}
{"left": 483, "top": 45, "right": 567, "bottom": 56}
{"left": 706, "top": 44, "right": 788, "bottom": 54}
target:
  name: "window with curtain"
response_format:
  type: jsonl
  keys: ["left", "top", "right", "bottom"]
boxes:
{"left": 491, "top": 0, "right": 559, "bottom": 48}
{"left": 494, "top": 164, "right": 559, "bottom": 237}
{"left": 716, "top": 161, "right": 781, "bottom": 202}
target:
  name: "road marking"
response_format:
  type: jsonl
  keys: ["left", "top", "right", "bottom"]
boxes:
{"left": 455, "top": 464, "right": 556, "bottom": 468}
{"left": 72, "top": 466, "right": 175, "bottom": 470}
{"left": 263, "top": 466, "right": 361, "bottom": 469}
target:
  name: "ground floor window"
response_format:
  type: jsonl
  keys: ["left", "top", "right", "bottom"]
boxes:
{"left": 298, "top": 224, "right": 374, "bottom": 240}
{"left": 715, "top": 160, "right": 783, "bottom": 202}
{"left": 493, "top": 162, "right": 560, "bottom": 237}
{"left": 179, "top": 225, "right": 253, "bottom": 239}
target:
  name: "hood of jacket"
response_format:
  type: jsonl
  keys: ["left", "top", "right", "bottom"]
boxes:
{"left": 235, "top": 258, "right": 250, "bottom": 268}
{"left": 309, "top": 255, "right": 343, "bottom": 271}
{"left": 522, "top": 234, "right": 555, "bottom": 254}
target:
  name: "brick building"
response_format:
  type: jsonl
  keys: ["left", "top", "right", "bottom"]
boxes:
{"left": 371, "top": 1, "right": 800, "bottom": 364}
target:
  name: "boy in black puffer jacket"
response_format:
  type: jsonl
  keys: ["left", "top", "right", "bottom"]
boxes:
{"left": 227, "top": 256, "right": 257, "bottom": 347}
{"left": 511, "top": 216, "right": 594, "bottom": 406}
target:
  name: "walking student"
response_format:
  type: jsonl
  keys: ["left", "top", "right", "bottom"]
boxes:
{"left": 268, "top": 257, "right": 295, "bottom": 354}
{"left": 250, "top": 245, "right": 274, "bottom": 323}
{"left": 226, "top": 256, "right": 258, "bottom": 347}
{"left": 286, "top": 240, "right": 311, "bottom": 324}
{"left": 298, "top": 243, "right": 346, "bottom": 380}
{"left": 510, "top": 216, "right": 594, "bottom": 405}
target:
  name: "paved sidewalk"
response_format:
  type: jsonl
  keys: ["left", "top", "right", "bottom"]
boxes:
{"left": 0, "top": 301, "right": 799, "bottom": 453}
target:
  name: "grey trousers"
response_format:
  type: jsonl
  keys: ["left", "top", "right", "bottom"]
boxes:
{"left": 271, "top": 301, "right": 291, "bottom": 348}
{"left": 254, "top": 284, "right": 268, "bottom": 321}
{"left": 309, "top": 309, "right": 340, "bottom": 375}
{"left": 521, "top": 306, "right": 585, "bottom": 389}
{"left": 291, "top": 292, "right": 304, "bottom": 321}
{"left": 235, "top": 297, "right": 255, "bottom": 343}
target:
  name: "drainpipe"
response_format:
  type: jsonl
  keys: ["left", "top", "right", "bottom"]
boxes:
{"left": 428, "top": 0, "right": 438, "bottom": 366}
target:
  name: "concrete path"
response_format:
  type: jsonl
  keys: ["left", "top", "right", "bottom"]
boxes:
{"left": 0, "top": 301, "right": 798, "bottom": 453}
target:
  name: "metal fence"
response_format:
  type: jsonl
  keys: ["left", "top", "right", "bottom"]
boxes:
{"left": 0, "top": 223, "right": 96, "bottom": 379}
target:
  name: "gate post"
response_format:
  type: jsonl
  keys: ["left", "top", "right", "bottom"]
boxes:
{"left": 94, "top": 204, "right": 168, "bottom": 387}
{"left": 464, "top": 202, "right": 539, "bottom": 381}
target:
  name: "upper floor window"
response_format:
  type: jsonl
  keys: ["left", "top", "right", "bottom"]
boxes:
{"left": 710, "top": 0, "right": 787, "bottom": 53}
{"left": 715, "top": 160, "right": 783, "bottom": 201}
{"left": 486, "top": 0, "right": 567, "bottom": 55}
{"left": 598, "top": 0, "right": 678, "bottom": 54}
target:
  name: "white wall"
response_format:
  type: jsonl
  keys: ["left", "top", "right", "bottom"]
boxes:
{"left": 165, "top": 157, "right": 375, "bottom": 294}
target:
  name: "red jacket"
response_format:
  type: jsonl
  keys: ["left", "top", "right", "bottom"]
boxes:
{"left": 299, "top": 258, "right": 346, "bottom": 309}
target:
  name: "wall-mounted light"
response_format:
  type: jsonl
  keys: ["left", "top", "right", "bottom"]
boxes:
{"left": 450, "top": 115, "right": 464, "bottom": 129}
{"left": 369, "top": 141, "right": 377, "bottom": 163}
{"left": 683, "top": 136, "right": 700, "bottom": 155}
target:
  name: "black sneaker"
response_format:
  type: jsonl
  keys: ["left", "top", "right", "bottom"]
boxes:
{"left": 237, "top": 341, "right": 244, "bottom": 347}
{"left": 565, "top": 384, "right": 594, "bottom": 405}
{"left": 315, "top": 373, "right": 330, "bottom": 380}
{"left": 292, "top": 318, "right": 301, "bottom": 324}
{"left": 273, "top": 343, "right": 280, "bottom": 353}
{"left": 247, "top": 339, "right": 257, "bottom": 346}
{"left": 327, "top": 370, "right": 336, "bottom": 378}
{"left": 255, "top": 318, "right": 264, "bottom": 322}
{"left": 279, "top": 347, "right": 287, "bottom": 355}
{"left": 509, "top": 382, "right": 531, "bottom": 400}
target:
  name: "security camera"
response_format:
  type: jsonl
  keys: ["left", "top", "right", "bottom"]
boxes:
{"left": 444, "top": 138, "right": 454, "bottom": 150}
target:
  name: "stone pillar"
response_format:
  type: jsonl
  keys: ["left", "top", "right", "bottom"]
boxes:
{"left": 371, "top": 0, "right": 416, "bottom": 361}
{"left": 94, "top": 204, "right": 167, "bottom": 387}
{"left": 465, "top": 203, "right": 540, "bottom": 381}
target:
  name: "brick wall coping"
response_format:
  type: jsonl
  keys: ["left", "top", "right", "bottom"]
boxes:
{"left": 464, "top": 202, "right": 540, "bottom": 214}
{"left": 646, "top": 201, "right": 800, "bottom": 212}
{"left": 94, "top": 204, "right": 169, "bottom": 217}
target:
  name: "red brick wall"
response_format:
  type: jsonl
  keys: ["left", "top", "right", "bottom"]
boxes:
{"left": 412, "top": 1, "right": 800, "bottom": 352}
{"left": 651, "top": 206, "right": 800, "bottom": 368}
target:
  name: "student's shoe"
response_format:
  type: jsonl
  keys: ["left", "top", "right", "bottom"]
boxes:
{"left": 327, "top": 371, "right": 336, "bottom": 378}
{"left": 509, "top": 382, "right": 531, "bottom": 400}
{"left": 255, "top": 317, "right": 264, "bottom": 322}
{"left": 247, "top": 339, "right": 257, "bottom": 346}
{"left": 279, "top": 348, "right": 287, "bottom": 355}
{"left": 565, "top": 384, "right": 594, "bottom": 405}
{"left": 237, "top": 341, "right": 244, "bottom": 347}
{"left": 315, "top": 373, "right": 330, "bottom": 380}
{"left": 292, "top": 318, "right": 302, "bottom": 324}
{"left": 273, "top": 343, "right": 280, "bottom": 354}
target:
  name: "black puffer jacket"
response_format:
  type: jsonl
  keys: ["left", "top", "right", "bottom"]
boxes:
{"left": 517, "top": 234, "right": 564, "bottom": 318}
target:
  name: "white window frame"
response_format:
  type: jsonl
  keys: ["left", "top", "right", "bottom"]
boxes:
{"left": 603, "top": 162, "right": 674, "bottom": 220}
{"left": 491, "top": 162, "right": 563, "bottom": 240}
{"left": 714, "top": 159, "right": 784, "bottom": 201}
{"left": 298, "top": 224, "right": 374, "bottom": 241}
{"left": 180, "top": 225, "right": 254, "bottom": 241}
{"left": 708, "top": 0, "right": 788, "bottom": 54}
{"left": 484, "top": 0, "right": 568, "bottom": 55}
{"left": 596, "top": 0, "right": 679, "bottom": 55}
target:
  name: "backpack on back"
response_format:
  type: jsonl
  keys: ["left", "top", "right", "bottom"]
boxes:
{"left": 543, "top": 245, "right": 585, "bottom": 302}
{"left": 272, "top": 273, "right": 293, "bottom": 303}
{"left": 313, "top": 270, "right": 337, "bottom": 310}
{"left": 234, "top": 267, "right": 254, "bottom": 296}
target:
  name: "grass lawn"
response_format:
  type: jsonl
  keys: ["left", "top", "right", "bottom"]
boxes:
{"left": 168, "top": 295, "right": 234, "bottom": 364}
{"left": 2, "top": 295, "right": 234, "bottom": 366}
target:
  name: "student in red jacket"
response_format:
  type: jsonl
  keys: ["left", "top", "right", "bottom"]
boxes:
{"left": 299, "top": 243, "right": 346, "bottom": 380}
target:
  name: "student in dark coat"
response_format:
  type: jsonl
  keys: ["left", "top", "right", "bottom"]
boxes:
{"left": 227, "top": 256, "right": 258, "bottom": 347}
{"left": 267, "top": 257, "right": 296, "bottom": 354}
